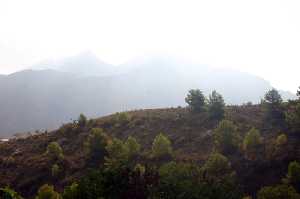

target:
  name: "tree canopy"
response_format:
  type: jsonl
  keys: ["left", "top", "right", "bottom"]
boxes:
{"left": 185, "top": 89, "right": 206, "bottom": 112}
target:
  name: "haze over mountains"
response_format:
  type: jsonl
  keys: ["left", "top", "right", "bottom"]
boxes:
{"left": 0, "top": 52, "right": 295, "bottom": 137}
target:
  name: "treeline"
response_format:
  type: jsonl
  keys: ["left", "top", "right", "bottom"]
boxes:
{"left": 1, "top": 88, "right": 300, "bottom": 199}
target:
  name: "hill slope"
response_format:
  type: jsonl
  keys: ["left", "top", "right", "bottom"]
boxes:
{"left": 0, "top": 106, "right": 299, "bottom": 198}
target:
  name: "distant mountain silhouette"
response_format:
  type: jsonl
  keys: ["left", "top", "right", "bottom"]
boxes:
{"left": 32, "top": 51, "right": 117, "bottom": 76}
{"left": 0, "top": 54, "right": 296, "bottom": 137}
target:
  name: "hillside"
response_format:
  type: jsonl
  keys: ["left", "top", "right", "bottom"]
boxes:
{"left": 0, "top": 54, "right": 296, "bottom": 137}
{"left": 0, "top": 104, "right": 299, "bottom": 198}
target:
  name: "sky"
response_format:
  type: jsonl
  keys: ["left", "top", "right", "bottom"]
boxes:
{"left": 0, "top": 0, "right": 299, "bottom": 92}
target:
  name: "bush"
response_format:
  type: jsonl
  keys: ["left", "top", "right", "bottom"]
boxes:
{"left": 257, "top": 184, "right": 300, "bottom": 199}
{"left": 51, "top": 164, "right": 61, "bottom": 177}
{"left": 202, "top": 153, "right": 235, "bottom": 181}
{"left": 276, "top": 134, "right": 288, "bottom": 146}
{"left": 286, "top": 102, "right": 300, "bottom": 132}
{"left": 35, "top": 184, "right": 61, "bottom": 199}
{"left": 214, "top": 120, "right": 239, "bottom": 154}
{"left": 208, "top": 90, "right": 225, "bottom": 120}
{"left": 125, "top": 136, "right": 141, "bottom": 159}
{"left": 243, "top": 128, "right": 262, "bottom": 160}
{"left": 105, "top": 138, "right": 129, "bottom": 170}
{"left": 157, "top": 161, "right": 202, "bottom": 198}
{"left": 185, "top": 89, "right": 207, "bottom": 112}
{"left": 287, "top": 161, "right": 300, "bottom": 191}
{"left": 262, "top": 89, "right": 285, "bottom": 127}
{"left": 152, "top": 133, "right": 173, "bottom": 159}
{"left": 84, "top": 128, "right": 109, "bottom": 165}
{"left": 46, "top": 142, "right": 64, "bottom": 161}
{"left": 112, "top": 112, "right": 131, "bottom": 127}
{"left": 62, "top": 183, "right": 79, "bottom": 199}
{"left": 78, "top": 113, "right": 87, "bottom": 127}
{"left": 0, "top": 187, "right": 23, "bottom": 199}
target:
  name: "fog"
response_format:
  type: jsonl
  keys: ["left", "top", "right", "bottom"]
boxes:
{"left": 0, "top": 0, "right": 300, "bottom": 92}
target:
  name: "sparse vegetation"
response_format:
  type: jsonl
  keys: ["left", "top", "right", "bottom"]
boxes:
{"left": 1, "top": 88, "right": 300, "bottom": 198}
{"left": 257, "top": 184, "right": 300, "bottom": 199}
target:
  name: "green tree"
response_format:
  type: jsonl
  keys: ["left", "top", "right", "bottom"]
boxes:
{"left": 35, "top": 184, "right": 61, "bottom": 199}
{"left": 157, "top": 161, "right": 202, "bottom": 198}
{"left": 125, "top": 136, "right": 141, "bottom": 159}
{"left": 0, "top": 187, "right": 23, "bottom": 199}
{"left": 243, "top": 128, "right": 262, "bottom": 160}
{"left": 214, "top": 120, "right": 239, "bottom": 154}
{"left": 105, "top": 138, "right": 129, "bottom": 170}
{"left": 185, "top": 89, "right": 206, "bottom": 112}
{"left": 62, "top": 183, "right": 79, "bottom": 199}
{"left": 257, "top": 184, "right": 300, "bottom": 199}
{"left": 78, "top": 113, "right": 87, "bottom": 127}
{"left": 262, "top": 89, "right": 285, "bottom": 127}
{"left": 287, "top": 161, "right": 300, "bottom": 191}
{"left": 152, "top": 133, "right": 173, "bottom": 159}
{"left": 286, "top": 102, "right": 300, "bottom": 132}
{"left": 208, "top": 90, "right": 225, "bottom": 120}
{"left": 84, "top": 128, "right": 109, "bottom": 165}
{"left": 202, "top": 152, "right": 235, "bottom": 181}
{"left": 51, "top": 164, "right": 61, "bottom": 177}
{"left": 276, "top": 134, "right": 288, "bottom": 146}
{"left": 46, "top": 142, "right": 64, "bottom": 161}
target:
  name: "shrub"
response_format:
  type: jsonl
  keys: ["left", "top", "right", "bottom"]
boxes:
{"left": 51, "top": 164, "right": 61, "bottom": 177}
{"left": 202, "top": 152, "right": 235, "bottom": 181}
{"left": 243, "top": 128, "right": 262, "bottom": 160}
{"left": 152, "top": 133, "right": 173, "bottom": 159}
{"left": 276, "top": 134, "right": 288, "bottom": 146}
{"left": 78, "top": 113, "right": 87, "bottom": 127}
{"left": 46, "top": 142, "right": 64, "bottom": 161}
{"left": 208, "top": 90, "right": 225, "bottom": 120}
{"left": 214, "top": 120, "right": 239, "bottom": 154}
{"left": 112, "top": 112, "right": 131, "bottom": 127}
{"left": 134, "top": 163, "right": 145, "bottom": 175}
{"left": 35, "top": 184, "right": 61, "bottom": 199}
{"left": 105, "top": 138, "right": 129, "bottom": 170}
{"left": 185, "top": 89, "right": 206, "bottom": 112}
{"left": 84, "top": 128, "right": 109, "bottom": 165}
{"left": 125, "top": 136, "right": 141, "bottom": 159}
{"left": 257, "top": 184, "right": 300, "bottom": 199}
{"left": 157, "top": 161, "right": 202, "bottom": 198}
{"left": 287, "top": 161, "right": 300, "bottom": 191}
{"left": 286, "top": 102, "right": 300, "bottom": 132}
{"left": 262, "top": 89, "right": 285, "bottom": 127}
{"left": 0, "top": 187, "right": 23, "bottom": 199}
{"left": 62, "top": 183, "right": 79, "bottom": 199}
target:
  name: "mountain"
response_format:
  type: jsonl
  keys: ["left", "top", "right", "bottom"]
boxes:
{"left": 32, "top": 51, "right": 117, "bottom": 77}
{"left": 0, "top": 54, "right": 296, "bottom": 137}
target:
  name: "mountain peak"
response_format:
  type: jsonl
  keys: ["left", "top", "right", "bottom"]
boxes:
{"left": 32, "top": 51, "right": 115, "bottom": 77}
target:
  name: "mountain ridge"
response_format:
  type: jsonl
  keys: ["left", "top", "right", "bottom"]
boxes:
{"left": 0, "top": 54, "right": 296, "bottom": 137}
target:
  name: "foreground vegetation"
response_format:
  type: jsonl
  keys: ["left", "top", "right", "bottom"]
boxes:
{"left": 1, "top": 88, "right": 300, "bottom": 198}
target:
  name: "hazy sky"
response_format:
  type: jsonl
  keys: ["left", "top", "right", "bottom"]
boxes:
{"left": 0, "top": 0, "right": 299, "bottom": 92}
